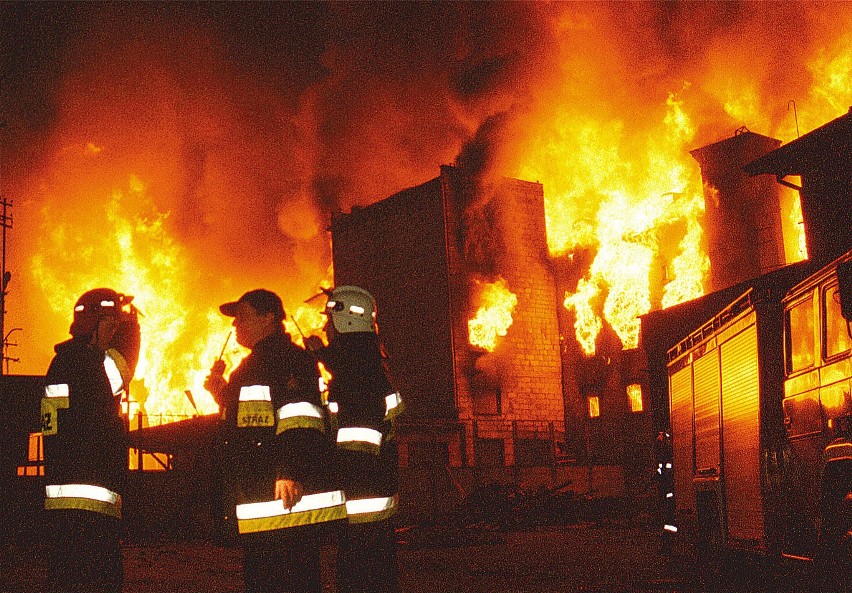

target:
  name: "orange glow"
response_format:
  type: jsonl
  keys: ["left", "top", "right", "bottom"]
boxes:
{"left": 31, "top": 172, "right": 242, "bottom": 425}
{"left": 627, "top": 383, "right": 643, "bottom": 413}
{"left": 8, "top": 2, "right": 852, "bottom": 426}
{"left": 28, "top": 155, "right": 330, "bottom": 427}
{"left": 587, "top": 395, "right": 600, "bottom": 419}
{"left": 519, "top": 14, "right": 852, "bottom": 354}
{"left": 788, "top": 190, "right": 808, "bottom": 262}
{"left": 528, "top": 86, "right": 709, "bottom": 356}
{"left": 468, "top": 277, "right": 518, "bottom": 352}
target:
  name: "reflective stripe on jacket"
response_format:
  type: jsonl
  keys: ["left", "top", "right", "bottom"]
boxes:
{"left": 823, "top": 438, "right": 852, "bottom": 464}
{"left": 235, "top": 489, "right": 346, "bottom": 534}
{"left": 337, "top": 426, "right": 383, "bottom": 455}
{"left": 384, "top": 391, "right": 404, "bottom": 423}
{"left": 41, "top": 383, "right": 70, "bottom": 436}
{"left": 345, "top": 494, "right": 398, "bottom": 524}
{"left": 237, "top": 384, "right": 275, "bottom": 428}
{"left": 276, "top": 401, "right": 325, "bottom": 434}
{"left": 45, "top": 483, "right": 122, "bottom": 518}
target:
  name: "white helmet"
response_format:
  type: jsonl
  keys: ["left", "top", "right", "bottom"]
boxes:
{"left": 326, "top": 285, "right": 377, "bottom": 333}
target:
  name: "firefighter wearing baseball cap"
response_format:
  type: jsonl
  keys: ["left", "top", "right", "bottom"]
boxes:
{"left": 42, "top": 288, "right": 140, "bottom": 593}
{"left": 205, "top": 289, "right": 344, "bottom": 593}
{"left": 306, "top": 285, "right": 403, "bottom": 593}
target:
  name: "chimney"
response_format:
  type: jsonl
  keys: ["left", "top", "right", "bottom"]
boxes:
{"left": 690, "top": 130, "right": 786, "bottom": 292}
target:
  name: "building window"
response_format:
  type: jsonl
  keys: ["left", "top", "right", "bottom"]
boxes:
{"left": 627, "top": 383, "right": 643, "bottom": 413}
{"left": 128, "top": 449, "right": 171, "bottom": 471}
{"left": 587, "top": 395, "right": 600, "bottom": 418}
{"left": 17, "top": 432, "right": 45, "bottom": 476}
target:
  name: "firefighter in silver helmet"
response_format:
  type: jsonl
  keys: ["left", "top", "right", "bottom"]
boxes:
{"left": 204, "top": 289, "right": 345, "bottom": 593}
{"left": 42, "top": 288, "right": 140, "bottom": 593}
{"left": 306, "top": 285, "right": 403, "bottom": 593}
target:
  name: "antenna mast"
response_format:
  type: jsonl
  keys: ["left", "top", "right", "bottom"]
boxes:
{"left": 0, "top": 121, "right": 13, "bottom": 375}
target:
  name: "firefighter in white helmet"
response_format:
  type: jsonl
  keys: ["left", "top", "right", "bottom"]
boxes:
{"left": 305, "top": 285, "right": 403, "bottom": 593}
{"left": 42, "top": 288, "right": 140, "bottom": 593}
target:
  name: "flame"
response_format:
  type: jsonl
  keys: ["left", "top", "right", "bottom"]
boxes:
{"left": 468, "top": 277, "right": 518, "bottom": 352}
{"left": 31, "top": 169, "right": 249, "bottom": 425}
{"left": 8, "top": 1, "right": 852, "bottom": 420}
{"left": 537, "top": 90, "right": 708, "bottom": 355}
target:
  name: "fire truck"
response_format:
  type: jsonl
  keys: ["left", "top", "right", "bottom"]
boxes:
{"left": 666, "top": 250, "right": 852, "bottom": 561}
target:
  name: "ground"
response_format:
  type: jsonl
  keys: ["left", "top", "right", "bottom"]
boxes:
{"left": 0, "top": 520, "right": 836, "bottom": 593}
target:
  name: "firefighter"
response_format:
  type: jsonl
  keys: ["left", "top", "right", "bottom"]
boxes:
{"left": 653, "top": 430, "right": 677, "bottom": 556}
{"left": 306, "top": 285, "right": 403, "bottom": 593}
{"left": 42, "top": 288, "right": 140, "bottom": 593}
{"left": 817, "top": 413, "right": 852, "bottom": 590}
{"left": 204, "top": 289, "right": 345, "bottom": 593}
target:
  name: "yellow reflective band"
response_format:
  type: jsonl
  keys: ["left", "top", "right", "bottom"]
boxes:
{"left": 45, "top": 384, "right": 70, "bottom": 399}
{"left": 237, "top": 400, "right": 275, "bottom": 428}
{"left": 239, "top": 385, "right": 272, "bottom": 401}
{"left": 105, "top": 348, "right": 133, "bottom": 391}
{"left": 345, "top": 495, "right": 398, "bottom": 524}
{"left": 824, "top": 441, "right": 852, "bottom": 462}
{"left": 384, "top": 392, "right": 404, "bottom": 421}
{"left": 45, "top": 484, "right": 122, "bottom": 518}
{"left": 337, "top": 427, "right": 382, "bottom": 455}
{"left": 41, "top": 385, "right": 71, "bottom": 436}
{"left": 236, "top": 490, "right": 347, "bottom": 534}
{"left": 103, "top": 353, "right": 125, "bottom": 396}
{"left": 276, "top": 402, "right": 325, "bottom": 434}
{"left": 278, "top": 401, "right": 323, "bottom": 420}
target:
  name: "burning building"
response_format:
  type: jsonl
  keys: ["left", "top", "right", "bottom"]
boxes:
{"left": 330, "top": 165, "right": 569, "bottom": 514}
{"left": 3, "top": 0, "right": 851, "bottom": 536}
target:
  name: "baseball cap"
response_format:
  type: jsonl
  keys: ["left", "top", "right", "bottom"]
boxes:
{"left": 219, "top": 289, "right": 286, "bottom": 321}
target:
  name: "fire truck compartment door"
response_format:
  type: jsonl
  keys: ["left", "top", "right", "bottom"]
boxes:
{"left": 693, "top": 346, "right": 721, "bottom": 476}
{"left": 719, "top": 321, "right": 764, "bottom": 543}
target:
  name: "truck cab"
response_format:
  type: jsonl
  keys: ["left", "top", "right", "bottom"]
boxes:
{"left": 782, "top": 255, "right": 852, "bottom": 558}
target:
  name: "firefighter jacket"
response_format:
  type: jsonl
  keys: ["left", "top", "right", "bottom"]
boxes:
{"left": 823, "top": 437, "right": 852, "bottom": 467}
{"left": 318, "top": 332, "right": 402, "bottom": 524}
{"left": 42, "top": 337, "right": 128, "bottom": 519}
{"left": 218, "top": 330, "right": 345, "bottom": 535}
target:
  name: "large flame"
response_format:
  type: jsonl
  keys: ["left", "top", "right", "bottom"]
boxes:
{"left": 468, "top": 277, "right": 518, "bottom": 352}
{"left": 537, "top": 90, "right": 709, "bottom": 355}
{"left": 28, "top": 146, "right": 330, "bottom": 426}
{"left": 5, "top": 2, "right": 852, "bottom": 415}
{"left": 31, "top": 165, "right": 240, "bottom": 424}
